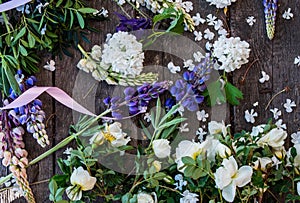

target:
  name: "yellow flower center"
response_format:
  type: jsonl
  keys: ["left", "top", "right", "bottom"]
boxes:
{"left": 103, "top": 132, "right": 116, "bottom": 142}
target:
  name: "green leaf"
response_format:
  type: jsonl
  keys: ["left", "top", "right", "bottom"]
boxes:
{"left": 56, "top": 0, "right": 64, "bottom": 7}
{"left": 184, "top": 166, "right": 196, "bottom": 177}
{"left": 204, "top": 80, "right": 226, "bottom": 106}
{"left": 4, "top": 64, "right": 21, "bottom": 95}
{"left": 158, "top": 103, "right": 180, "bottom": 126}
{"left": 153, "top": 172, "right": 167, "bottom": 180}
{"left": 12, "top": 27, "right": 26, "bottom": 44}
{"left": 161, "top": 124, "right": 178, "bottom": 139}
{"left": 77, "top": 8, "right": 98, "bottom": 14}
{"left": 49, "top": 179, "right": 57, "bottom": 200}
{"left": 76, "top": 12, "right": 85, "bottom": 29}
{"left": 27, "top": 33, "right": 36, "bottom": 48}
{"left": 182, "top": 156, "right": 196, "bottom": 165}
{"left": 153, "top": 7, "right": 176, "bottom": 25}
{"left": 19, "top": 45, "right": 28, "bottom": 56}
{"left": 158, "top": 117, "right": 187, "bottom": 130}
{"left": 140, "top": 121, "right": 152, "bottom": 139}
{"left": 192, "top": 168, "right": 207, "bottom": 179}
{"left": 69, "top": 10, "right": 74, "bottom": 29}
{"left": 154, "top": 98, "right": 162, "bottom": 128}
{"left": 224, "top": 81, "right": 243, "bottom": 105}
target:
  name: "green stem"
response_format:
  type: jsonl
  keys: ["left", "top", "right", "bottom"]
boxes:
{"left": 0, "top": 109, "right": 111, "bottom": 186}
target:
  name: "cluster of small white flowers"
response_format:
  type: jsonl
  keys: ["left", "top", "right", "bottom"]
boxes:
{"left": 213, "top": 36, "right": 250, "bottom": 72}
{"left": 206, "top": 0, "right": 237, "bottom": 8}
{"left": 102, "top": 32, "right": 144, "bottom": 77}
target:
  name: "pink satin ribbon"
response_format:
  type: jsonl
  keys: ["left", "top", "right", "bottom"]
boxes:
{"left": 0, "top": 87, "right": 97, "bottom": 117}
{"left": 0, "top": 0, "right": 32, "bottom": 13}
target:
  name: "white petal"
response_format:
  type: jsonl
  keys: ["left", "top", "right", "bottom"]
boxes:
{"left": 222, "top": 182, "right": 236, "bottom": 202}
{"left": 234, "top": 166, "right": 253, "bottom": 187}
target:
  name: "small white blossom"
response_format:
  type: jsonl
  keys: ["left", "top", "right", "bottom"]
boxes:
{"left": 250, "top": 125, "right": 265, "bottom": 137}
{"left": 245, "top": 109, "right": 258, "bottom": 123}
{"left": 179, "top": 123, "right": 189, "bottom": 133}
{"left": 218, "top": 28, "right": 228, "bottom": 36}
{"left": 205, "top": 41, "right": 213, "bottom": 51}
{"left": 174, "top": 174, "right": 187, "bottom": 191}
{"left": 214, "top": 19, "right": 224, "bottom": 31}
{"left": 183, "top": 59, "right": 194, "bottom": 71}
{"left": 44, "top": 60, "right": 56, "bottom": 71}
{"left": 253, "top": 102, "right": 259, "bottom": 107}
{"left": 63, "top": 147, "right": 73, "bottom": 155}
{"left": 196, "top": 110, "right": 209, "bottom": 122}
{"left": 282, "top": 8, "right": 293, "bottom": 20}
{"left": 297, "top": 182, "right": 300, "bottom": 196}
{"left": 193, "top": 31, "right": 203, "bottom": 41}
{"left": 270, "top": 108, "right": 281, "bottom": 120}
{"left": 167, "top": 62, "right": 181, "bottom": 74}
{"left": 196, "top": 128, "right": 207, "bottom": 142}
{"left": 41, "top": 24, "right": 47, "bottom": 35}
{"left": 283, "top": 99, "right": 296, "bottom": 113}
{"left": 176, "top": 105, "right": 185, "bottom": 116}
{"left": 206, "top": 14, "right": 217, "bottom": 26}
{"left": 246, "top": 16, "right": 256, "bottom": 26}
{"left": 181, "top": 1, "right": 193, "bottom": 12}
{"left": 291, "top": 131, "right": 300, "bottom": 144}
{"left": 259, "top": 71, "right": 270, "bottom": 83}
{"left": 193, "top": 51, "right": 205, "bottom": 62}
{"left": 204, "top": 28, "right": 215, "bottom": 40}
{"left": 192, "top": 13, "right": 205, "bottom": 26}
{"left": 294, "top": 56, "right": 300, "bottom": 66}
{"left": 144, "top": 112, "right": 151, "bottom": 122}
{"left": 180, "top": 190, "right": 199, "bottom": 203}
{"left": 275, "top": 119, "right": 287, "bottom": 129}
{"left": 271, "top": 156, "right": 282, "bottom": 170}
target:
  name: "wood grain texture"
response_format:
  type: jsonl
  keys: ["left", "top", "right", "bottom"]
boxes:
{"left": 3, "top": 0, "right": 300, "bottom": 202}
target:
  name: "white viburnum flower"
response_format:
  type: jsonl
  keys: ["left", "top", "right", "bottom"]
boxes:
{"left": 206, "top": 0, "right": 237, "bottom": 9}
{"left": 253, "top": 101, "right": 259, "bottom": 107}
{"left": 259, "top": 71, "right": 270, "bottom": 83}
{"left": 213, "top": 19, "right": 224, "bottom": 31}
{"left": 257, "top": 128, "right": 287, "bottom": 149}
{"left": 181, "top": 1, "right": 193, "bottom": 12}
{"left": 208, "top": 121, "right": 228, "bottom": 137}
{"left": 192, "top": 13, "right": 205, "bottom": 26}
{"left": 218, "top": 28, "right": 228, "bottom": 36}
{"left": 291, "top": 131, "right": 300, "bottom": 144}
{"left": 101, "top": 31, "right": 144, "bottom": 77}
{"left": 196, "top": 110, "right": 209, "bottom": 122}
{"left": 203, "top": 28, "right": 215, "bottom": 40}
{"left": 246, "top": 16, "right": 256, "bottom": 26}
{"left": 244, "top": 109, "right": 258, "bottom": 124}
{"left": 175, "top": 140, "right": 202, "bottom": 172}
{"left": 180, "top": 190, "right": 199, "bottom": 203}
{"left": 283, "top": 99, "right": 296, "bottom": 113}
{"left": 214, "top": 156, "right": 253, "bottom": 202}
{"left": 152, "top": 139, "right": 171, "bottom": 159}
{"left": 167, "top": 61, "right": 181, "bottom": 74}
{"left": 294, "top": 56, "right": 300, "bottom": 66}
{"left": 66, "top": 167, "right": 97, "bottom": 201}
{"left": 213, "top": 36, "right": 250, "bottom": 72}
{"left": 193, "top": 31, "right": 203, "bottom": 41}
{"left": 282, "top": 8, "right": 293, "bottom": 20}
{"left": 90, "top": 45, "right": 102, "bottom": 60}
{"left": 270, "top": 108, "right": 281, "bottom": 120}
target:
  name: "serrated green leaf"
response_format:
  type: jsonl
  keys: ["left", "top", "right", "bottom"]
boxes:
{"left": 224, "top": 81, "right": 243, "bottom": 105}
{"left": 76, "top": 12, "right": 85, "bottom": 29}
{"left": 204, "top": 80, "right": 226, "bottom": 106}
{"left": 78, "top": 8, "right": 98, "bottom": 14}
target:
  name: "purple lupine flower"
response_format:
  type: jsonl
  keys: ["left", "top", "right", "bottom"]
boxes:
{"left": 115, "top": 13, "right": 151, "bottom": 32}
{"left": 263, "top": 0, "right": 277, "bottom": 40}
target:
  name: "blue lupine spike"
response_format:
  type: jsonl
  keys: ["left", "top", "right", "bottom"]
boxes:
{"left": 263, "top": 0, "right": 277, "bottom": 40}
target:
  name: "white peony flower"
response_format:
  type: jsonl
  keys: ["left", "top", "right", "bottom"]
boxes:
{"left": 257, "top": 128, "right": 287, "bottom": 150}
{"left": 66, "top": 167, "right": 97, "bottom": 201}
{"left": 214, "top": 156, "right": 253, "bottom": 202}
{"left": 175, "top": 140, "right": 202, "bottom": 172}
{"left": 90, "top": 45, "right": 102, "bottom": 60}
{"left": 213, "top": 36, "right": 250, "bottom": 73}
{"left": 208, "top": 121, "right": 228, "bottom": 137}
{"left": 180, "top": 190, "right": 199, "bottom": 203}
{"left": 152, "top": 139, "right": 171, "bottom": 159}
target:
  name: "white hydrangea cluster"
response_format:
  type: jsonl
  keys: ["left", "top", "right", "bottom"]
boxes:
{"left": 212, "top": 36, "right": 250, "bottom": 72}
{"left": 206, "top": 0, "right": 237, "bottom": 9}
{"left": 101, "top": 32, "right": 144, "bottom": 77}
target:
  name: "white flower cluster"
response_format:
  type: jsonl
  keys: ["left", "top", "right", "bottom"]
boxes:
{"left": 102, "top": 32, "right": 144, "bottom": 77}
{"left": 206, "top": 0, "right": 237, "bottom": 8}
{"left": 213, "top": 36, "right": 250, "bottom": 72}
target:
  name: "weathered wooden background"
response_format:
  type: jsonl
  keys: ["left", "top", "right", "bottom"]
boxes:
{"left": 4, "top": 0, "right": 300, "bottom": 202}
